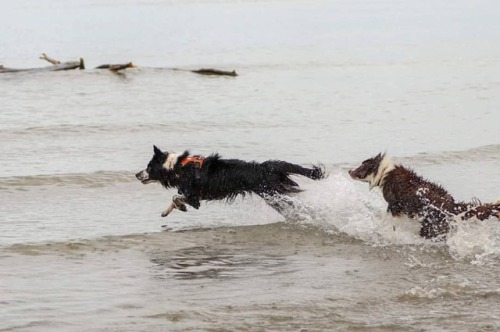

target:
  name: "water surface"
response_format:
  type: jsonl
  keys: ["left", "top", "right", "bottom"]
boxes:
{"left": 1, "top": 0, "right": 500, "bottom": 331}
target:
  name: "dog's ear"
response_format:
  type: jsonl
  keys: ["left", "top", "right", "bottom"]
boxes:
{"left": 153, "top": 145, "right": 163, "bottom": 156}
{"left": 375, "top": 152, "right": 385, "bottom": 161}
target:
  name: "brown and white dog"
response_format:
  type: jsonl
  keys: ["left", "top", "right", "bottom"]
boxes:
{"left": 349, "top": 153, "right": 500, "bottom": 239}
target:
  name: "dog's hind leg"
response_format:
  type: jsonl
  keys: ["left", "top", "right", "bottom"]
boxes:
{"left": 257, "top": 192, "right": 314, "bottom": 220}
{"left": 258, "top": 193, "right": 293, "bottom": 215}
{"left": 161, "top": 195, "right": 188, "bottom": 217}
{"left": 262, "top": 161, "right": 325, "bottom": 180}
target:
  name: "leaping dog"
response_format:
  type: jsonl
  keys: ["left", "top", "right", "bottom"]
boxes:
{"left": 136, "top": 146, "right": 325, "bottom": 218}
{"left": 349, "top": 153, "right": 500, "bottom": 239}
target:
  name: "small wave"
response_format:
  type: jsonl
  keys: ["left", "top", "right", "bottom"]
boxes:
{"left": 1, "top": 223, "right": 342, "bottom": 256}
{"left": 1, "top": 120, "right": 287, "bottom": 139}
{"left": 398, "top": 276, "right": 500, "bottom": 302}
{"left": 0, "top": 170, "right": 135, "bottom": 189}
{"left": 2, "top": 123, "right": 174, "bottom": 137}
{"left": 398, "top": 144, "right": 500, "bottom": 165}
{"left": 3, "top": 233, "right": 162, "bottom": 256}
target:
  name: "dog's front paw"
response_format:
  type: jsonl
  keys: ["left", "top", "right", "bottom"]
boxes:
{"left": 161, "top": 206, "right": 174, "bottom": 217}
{"left": 178, "top": 204, "right": 187, "bottom": 212}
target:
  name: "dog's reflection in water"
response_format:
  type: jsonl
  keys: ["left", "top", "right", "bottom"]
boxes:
{"left": 149, "top": 246, "right": 287, "bottom": 280}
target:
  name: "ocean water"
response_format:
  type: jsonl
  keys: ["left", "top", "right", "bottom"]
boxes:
{"left": 1, "top": 0, "right": 500, "bottom": 331}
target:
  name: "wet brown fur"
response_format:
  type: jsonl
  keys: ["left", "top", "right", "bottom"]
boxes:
{"left": 350, "top": 155, "right": 500, "bottom": 239}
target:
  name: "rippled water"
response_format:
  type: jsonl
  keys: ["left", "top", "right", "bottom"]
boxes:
{"left": 2, "top": 0, "right": 500, "bottom": 331}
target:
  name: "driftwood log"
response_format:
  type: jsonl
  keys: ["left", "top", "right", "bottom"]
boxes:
{"left": 191, "top": 68, "right": 237, "bottom": 76}
{"left": 0, "top": 54, "right": 84, "bottom": 73}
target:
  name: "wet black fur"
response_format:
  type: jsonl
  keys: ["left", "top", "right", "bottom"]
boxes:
{"left": 137, "top": 146, "right": 325, "bottom": 215}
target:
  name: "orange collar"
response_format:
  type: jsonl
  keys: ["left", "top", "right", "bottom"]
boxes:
{"left": 180, "top": 155, "right": 205, "bottom": 168}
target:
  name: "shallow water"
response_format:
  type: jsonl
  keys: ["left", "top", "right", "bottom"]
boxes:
{"left": 1, "top": 0, "right": 500, "bottom": 331}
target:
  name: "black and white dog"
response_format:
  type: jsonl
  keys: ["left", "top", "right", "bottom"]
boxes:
{"left": 349, "top": 153, "right": 500, "bottom": 238}
{"left": 136, "top": 146, "right": 325, "bottom": 218}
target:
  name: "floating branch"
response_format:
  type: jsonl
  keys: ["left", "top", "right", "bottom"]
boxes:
{"left": 95, "top": 62, "right": 135, "bottom": 72}
{"left": 39, "top": 53, "right": 61, "bottom": 65}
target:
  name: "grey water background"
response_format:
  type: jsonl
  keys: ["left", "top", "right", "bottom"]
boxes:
{"left": 1, "top": 0, "right": 500, "bottom": 331}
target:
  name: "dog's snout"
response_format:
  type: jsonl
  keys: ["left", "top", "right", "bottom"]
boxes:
{"left": 348, "top": 169, "right": 360, "bottom": 180}
{"left": 136, "top": 170, "right": 147, "bottom": 181}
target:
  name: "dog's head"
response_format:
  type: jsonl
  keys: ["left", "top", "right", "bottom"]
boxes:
{"left": 135, "top": 145, "right": 170, "bottom": 184}
{"left": 349, "top": 153, "right": 393, "bottom": 189}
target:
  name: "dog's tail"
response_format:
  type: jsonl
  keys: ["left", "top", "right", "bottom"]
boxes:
{"left": 263, "top": 161, "right": 326, "bottom": 180}
{"left": 300, "top": 163, "right": 326, "bottom": 180}
{"left": 309, "top": 164, "right": 327, "bottom": 180}
{"left": 258, "top": 161, "right": 326, "bottom": 197}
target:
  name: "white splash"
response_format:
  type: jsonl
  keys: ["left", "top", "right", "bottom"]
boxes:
{"left": 446, "top": 218, "right": 500, "bottom": 264}
{"left": 295, "top": 169, "right": 500, "bottom": 262}
{"left": 296, "top": 170, "right": 424, "bottom": 245}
